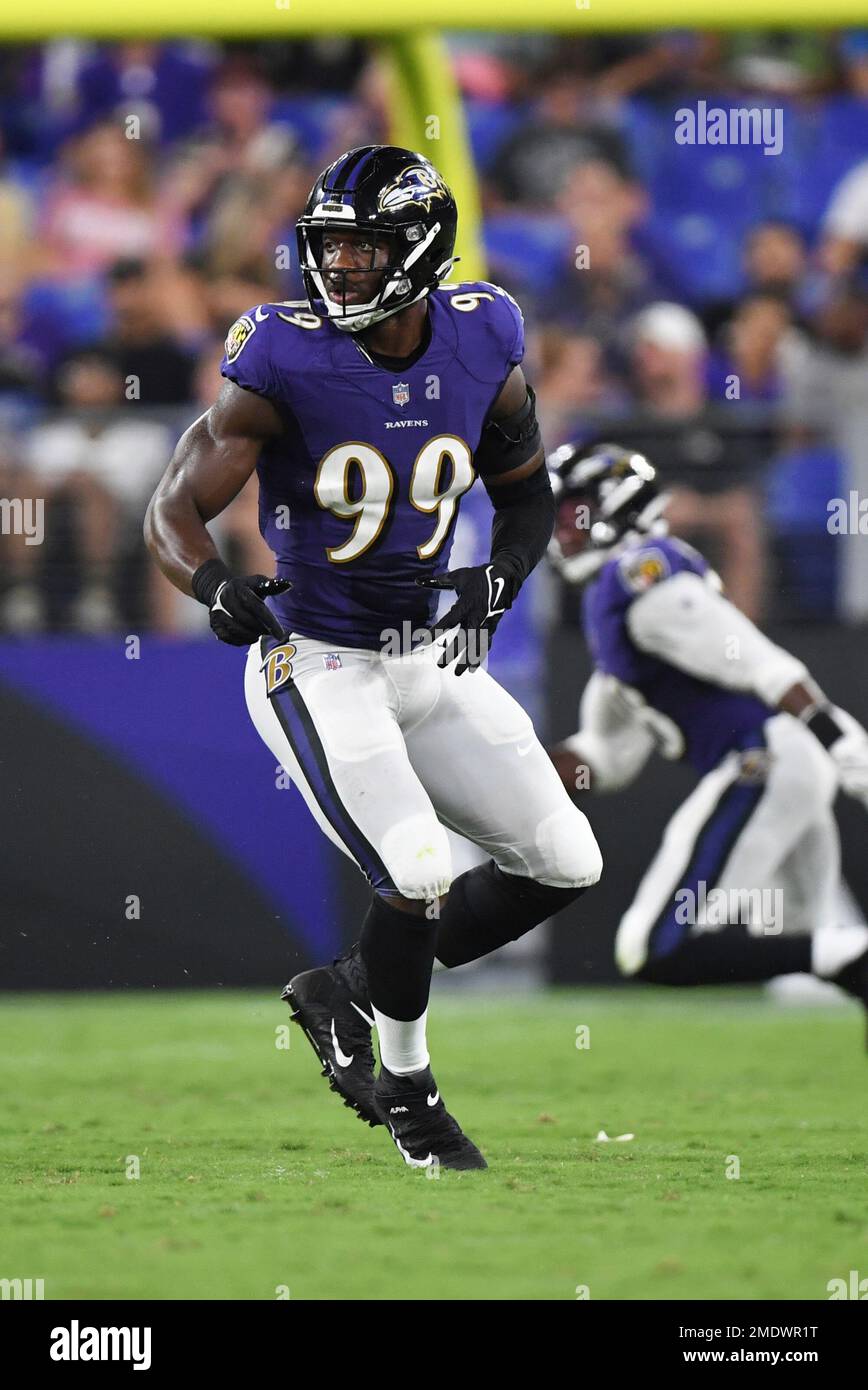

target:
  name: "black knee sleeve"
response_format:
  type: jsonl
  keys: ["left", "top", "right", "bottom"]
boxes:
{"left": 360, "top": 893, "right": 437, "bottom": 1021}
{"left": 435, "top": 860, "right": 588, "bottom": 969}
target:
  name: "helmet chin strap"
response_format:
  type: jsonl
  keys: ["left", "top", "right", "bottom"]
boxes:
{"left": 328, "top": 283, "right": 430, "bottom": 334}
{"left": 306, "top": 223, "right": 456, "bottom": 333}
{"left": 328, "top": 257, "right": 454, "bottom": 332}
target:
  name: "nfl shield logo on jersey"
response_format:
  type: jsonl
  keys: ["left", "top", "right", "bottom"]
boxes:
{"left": 392, "top": 381, "right": 410, "bottom": 407}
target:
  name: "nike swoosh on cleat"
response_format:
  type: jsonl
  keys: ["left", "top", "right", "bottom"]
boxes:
{"left": 330, "top": 1018, "right": 354, "bottom": 1067}
{"left": 391, "top": 1128, "right": 434, "bottom": 1168}
{"left": 349, "top": 1000, "right": 375, "bottom": 1027}
{"left": 426, "top": 1091, "right": 440, "bottom": 1107}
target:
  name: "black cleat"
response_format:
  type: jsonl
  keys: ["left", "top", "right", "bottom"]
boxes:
{"left": 831, "top": 946, "right": 868, "bottom": 1052}
{"left": 282, "top": 944, "right": 380, "bottom": 1127}
{"left": 374, "top": 1065, "right": 487, "bottom": 1171}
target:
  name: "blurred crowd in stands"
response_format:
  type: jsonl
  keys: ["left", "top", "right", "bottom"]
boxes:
{"left": 1, "top": 31, "right": 868, "bottom": 634}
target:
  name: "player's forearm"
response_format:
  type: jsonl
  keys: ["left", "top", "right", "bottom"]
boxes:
{"left": 778, "top": 680, "right": 822, "bottom": 720}
{"left": 145, "top": 396, "right": 268, "bottom": 596}
{"left": 144, "top": 482, "right": 221, "bottom": 598}
{"left": 489, "top": 460, "right": 555, "bottom": 589}
{"left": 779, "top": 679, "right": 860, "bottom": 750}
{"left": 780, "top": 679, "right": 868, "bottom": 805}
{"left": 627, "top": 573, "right": 808, "bottom": 705}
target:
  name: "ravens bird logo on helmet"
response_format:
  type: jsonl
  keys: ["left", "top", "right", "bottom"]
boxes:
{"left": 377, "top": 165, "right": 450, "bottom": 215}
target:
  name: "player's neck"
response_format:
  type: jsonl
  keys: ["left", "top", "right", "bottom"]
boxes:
{"left": 359, "top": 301, "right": 429, "bottom": 359}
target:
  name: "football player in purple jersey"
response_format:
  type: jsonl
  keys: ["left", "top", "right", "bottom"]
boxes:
{"left": 546, "top": 442, "right": 868, "bottom": 1039}
{"left": 145, "top": 146, "right": 602, "bottom": 1170}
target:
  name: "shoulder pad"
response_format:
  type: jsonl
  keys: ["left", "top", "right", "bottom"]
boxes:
{"left": 221, "top": 302, "right": 326, "bottom": 397}
{"left": 615, "top": 537, "right": 709, "bottom": 598}
{"left": 436, "top": 280, "right": 525, "bottom": 381}
{"left": 223, "top": 311, "right": 260, "bottom": 366}
{"left": 663, "top": 535, "right": 710, "bottom": 576}
{"left": 221, "top": 305, "right": 276, "bottom": 396}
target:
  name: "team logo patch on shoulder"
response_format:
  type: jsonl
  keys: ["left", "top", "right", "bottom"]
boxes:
{"left": 377, "top": 164, "right": 449, "bottom": 214}
{"left": 261, "top": 642, "right": 296, "bottom": 697}
{"left": 736, "top": 748, "right": 772, "bottom": 785}
{"left": 224, "top": 314, "right": 256, "bottom": 363}
{"left": 618, "top": 547, "right": 670, "bottom": 595}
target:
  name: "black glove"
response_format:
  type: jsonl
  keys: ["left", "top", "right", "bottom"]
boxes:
{"left": 192, "top": 558, "right": 290, "bottom": 647}
{"left": 416, "top": 562, "right": 520, "bottom": 675}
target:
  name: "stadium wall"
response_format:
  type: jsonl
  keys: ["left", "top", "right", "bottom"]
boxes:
{"left": 0, "top": 639, "right": 349, "bottom": 989}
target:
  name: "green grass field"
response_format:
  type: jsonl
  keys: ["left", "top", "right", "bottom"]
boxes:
{"left": 1, "top": 987, "right": 866, "bottom": 1301}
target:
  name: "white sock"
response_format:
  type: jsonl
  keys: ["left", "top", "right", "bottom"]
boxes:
{"left": 373, "top": 1006, "right": 429, "bottom": 1075}
{"left": 812, "top": 924, "right": 868, "bottom": 978}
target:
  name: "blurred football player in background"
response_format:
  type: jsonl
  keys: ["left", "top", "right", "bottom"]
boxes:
{"left": 547, "top": 442, "right": 868, "bottom": 1037}
{"left": 145, "top": 146, "right": 602, "bottom": 1171}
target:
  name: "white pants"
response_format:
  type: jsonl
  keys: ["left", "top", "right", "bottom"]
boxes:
{"left": 615, "top": 714, "right": 840, "bottom": 975}
{"left": 245, "top": 634, "right": 603, "bottom": 900}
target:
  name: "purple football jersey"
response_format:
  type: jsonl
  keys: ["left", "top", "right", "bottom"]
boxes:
{"left": 583, "top": 536, "right": 773, "bottom": 774}
{"left": 220, "top": 281, "right": 524, "bottom": 648}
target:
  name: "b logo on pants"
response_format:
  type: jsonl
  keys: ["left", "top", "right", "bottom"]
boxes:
{"left": 262, "top": 643, "right": 297, "bottom": 697}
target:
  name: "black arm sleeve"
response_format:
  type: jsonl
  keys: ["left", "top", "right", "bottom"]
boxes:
{"left": 488, "top": 464, "right": 556, "bottom": 593}
{"left": 475, "top": 384, "right": 541, "bottom": 479}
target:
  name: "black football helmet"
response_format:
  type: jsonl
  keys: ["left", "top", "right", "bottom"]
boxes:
{"left": 296, "top": 145, "right": 458, "bottom": 332}
{"left": 547, "top": 441, "right": 669, "bottom": 584}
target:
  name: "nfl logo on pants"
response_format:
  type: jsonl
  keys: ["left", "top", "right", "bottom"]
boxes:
{"left": 392, "top": 381, "right": 410, "bottom": 407}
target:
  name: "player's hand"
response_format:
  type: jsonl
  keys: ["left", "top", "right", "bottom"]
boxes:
{"left": 416, "top": 562, "right": 519, "bottom": 675}
{"left": 191, "top": 559, "right": 291, "bottom": 646}
{"left": 208, "top": 575, "right": 291, "bottom": 646}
